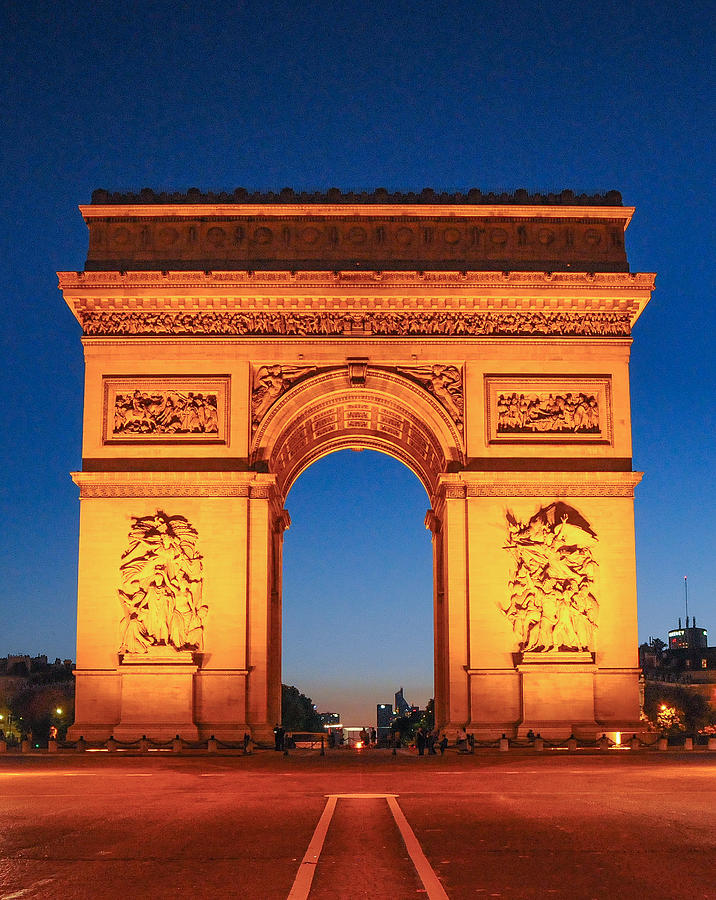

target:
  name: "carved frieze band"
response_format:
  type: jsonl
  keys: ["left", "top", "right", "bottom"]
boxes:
{"left": 485, "top": 376, "right": 612, "bottom": 444}
{"left": 103, "top": 377, "right": 229, "bottom": 444}
{"left": 79, "top": 309, "right": 632, "bottom": 338}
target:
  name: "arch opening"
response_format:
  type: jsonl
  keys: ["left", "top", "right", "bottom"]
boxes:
{"left": 281, "top": 449, "right": 434, "bottom": 727}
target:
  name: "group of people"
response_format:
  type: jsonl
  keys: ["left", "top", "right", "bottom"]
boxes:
{"left": 413, "top": 728, "right": 449, "bottom": 756}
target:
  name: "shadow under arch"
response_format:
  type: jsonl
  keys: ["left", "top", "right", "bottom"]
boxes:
{"left": 251, "top": 367, "right": 464, "bottom": 500}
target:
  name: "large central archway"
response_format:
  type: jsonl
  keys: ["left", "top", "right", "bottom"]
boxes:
{"left": 250, "top": 367, "right": 465, "bottom": 731}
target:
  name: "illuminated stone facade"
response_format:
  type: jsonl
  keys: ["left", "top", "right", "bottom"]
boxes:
{"left": 60, "top": 190, "right": 654, "bottom": 741}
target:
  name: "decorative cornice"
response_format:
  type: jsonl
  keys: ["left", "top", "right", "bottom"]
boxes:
{"left": 89, "top": 187, "right": 625, "bottom": 207}
{"left": 449, "top": 471, "right": 644, "bottom": 497}
{"left": 71, "top": 471, "right": 280, "bottom": 499}
{"left": 59, "top": 269, "right": 654, "bottom": 289}
{"left": 58, "top": 270, "right": 654, "bottom": 335}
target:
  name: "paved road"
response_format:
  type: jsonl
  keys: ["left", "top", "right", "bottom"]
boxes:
{"left": 1, "top": 750, "right": 714, "bottom": 899}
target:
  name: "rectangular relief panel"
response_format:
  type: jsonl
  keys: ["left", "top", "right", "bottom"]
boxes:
{"left": 103, "top": 376, "right": 230, "bottom": 444}
{"left": 485, "top": 376, "right": 612, "bottom": 444}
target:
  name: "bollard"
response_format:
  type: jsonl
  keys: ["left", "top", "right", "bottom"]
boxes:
{"left": 172, "top": 735, "right": 182, "bottom": 754}
{"left": 21, "top": 739, "right": 31, "bottom": 753}
{"left": 567, "top": 736, "right": 577, "bottom": 752}
{"left": 499, "top": 733, "right": 509, "bottom": 752}
{"left": 320, "top": 737, "right": 325, "bottom": 756}
{"left": 207, "top": 736, "right": 218, "bottom": 753}
{"left": 708, "top": 737, "right": 716, "bottom": 752}
{"left": 106, "top": 736, "right": 117, "bottom": 752}
{"left": 534, "top": 736, "right": 544, "bottom": 752}
{"left": 657, "top": 737, "right": 668, "bottom": 751}
{"left": 48, "top": 739, "right": 58, "bottom": 753}
{"left": 629, "top": 734, "right": 639, "bottom": 751}
{"left": 140, "top": 735, "right": 149, "bottom": 753}
{"left": 683, "top": 737, "right": 693, "bottom": 751}
{"left": 597, "top": 734, "right": 610, "bottom": 751}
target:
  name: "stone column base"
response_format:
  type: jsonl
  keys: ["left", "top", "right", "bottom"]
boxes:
{"left": 114, "top": 650, "right": 199, "bottom": 742}
{"left": 516, "top": 650, "right": 598, "bottom": 740}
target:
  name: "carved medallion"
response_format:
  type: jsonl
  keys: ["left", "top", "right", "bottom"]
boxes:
{"left": 118, "top": 511, "right": 206, "bottom": 655}
{"left": 502, "top": 502, "right": 599, "bottom": 653}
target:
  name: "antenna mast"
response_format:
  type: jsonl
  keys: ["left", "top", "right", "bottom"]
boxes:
{"left": 684, "top": 575, "right": 688, "bottom": 625}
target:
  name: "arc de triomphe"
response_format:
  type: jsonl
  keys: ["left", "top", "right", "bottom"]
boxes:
{"left": 59, "top": 189, "right": 654, "bottom": 742}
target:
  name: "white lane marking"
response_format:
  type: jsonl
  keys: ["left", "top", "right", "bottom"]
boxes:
{"left": 287, "top": 794, "right": 448, "bottom": 900}
{"left": 386, "top": 795, "right": 449, "bottom": 900}
{"left": 326, "top": 793, "right": 398, "bottom": 799}
{"left": 1, "top": 878, "right": 55, "bottom": 899}
{"left": 286, "top": 795, "right": 338, "bottom": 900}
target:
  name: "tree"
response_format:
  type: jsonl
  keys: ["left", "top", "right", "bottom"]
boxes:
{"left": 281, "top": 684, "right": 323, "bottom": 731}
{"left": 643, "top": 682, "right": 715, "bottom": 734}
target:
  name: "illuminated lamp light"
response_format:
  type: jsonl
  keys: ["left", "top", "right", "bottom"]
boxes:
{"left": 355, "top": 741, "right": 363, "bottom": 749}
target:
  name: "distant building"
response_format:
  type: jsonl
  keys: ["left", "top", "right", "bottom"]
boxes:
{"left": 376, "top": 703, "right": 394, "bottom": 738}
{"left": 668, "top": 616, "right": 708, "bottom": 650}
{"left": 318, "top": 712, "right": 340, "bottom": 728}
{"left": 640, "top": 617, "right": 716, "bottom": 705}
{"left": 395, "top": 686, "right": 411, "bottom": 716}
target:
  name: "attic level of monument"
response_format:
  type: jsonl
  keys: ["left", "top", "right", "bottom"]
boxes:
{"left": 81, "top": 189, "right": 633, "bottom": 273}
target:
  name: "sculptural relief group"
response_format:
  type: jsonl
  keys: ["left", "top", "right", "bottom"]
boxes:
{"left": 82, "top": 309, "right": 632, "bottom": 338}
{"left": 113, "top": 390, "right": 219, "bottom": 435}
{"left": 118, "top": 512, "right": 206, "bottom": 655}
{"left": 502, "top": 503, "right": 599, "bottom": 653}
{"left": 496, "top": 391, "right": 599, "bottom": 434}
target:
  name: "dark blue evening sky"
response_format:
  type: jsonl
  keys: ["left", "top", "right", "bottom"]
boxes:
{"left": 1, "top": 0, "right": 713, "bottom": 722}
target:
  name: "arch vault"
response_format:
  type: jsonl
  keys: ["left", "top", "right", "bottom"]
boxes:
{"left": 60, "top": 189, "right": 654, "bottom": 742}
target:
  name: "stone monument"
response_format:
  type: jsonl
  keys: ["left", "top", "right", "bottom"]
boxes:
{"left": 59, "top": 188, "right": 654, "bottom": 741}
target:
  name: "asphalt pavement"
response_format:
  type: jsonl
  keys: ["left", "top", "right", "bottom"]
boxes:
{"left": 1, "top": 748, "right": 714, "bottom": 899}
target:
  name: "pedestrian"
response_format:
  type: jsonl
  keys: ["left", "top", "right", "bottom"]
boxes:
{"left": 416, "top": 727, "right": 426, "bottom": 756}
{"left": 273, "top": 723, "right": 284, "bottom": 751}
{"left": 427, "top": 729, "right": 437, "bottom": 755}
{"left": 526, "top": 728, "right": 536, "bottom": 742}
{"left": 439, "top": 732, "right": 448, "bottom": 755}
{"left": 243, "top": 732, "right": 252, "bottom": 754}
{"left": 370, "top": 727, "right": 377, "bottom": 746}
{"left": 457, "top": 726, "right": 468, "bottom": 752}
